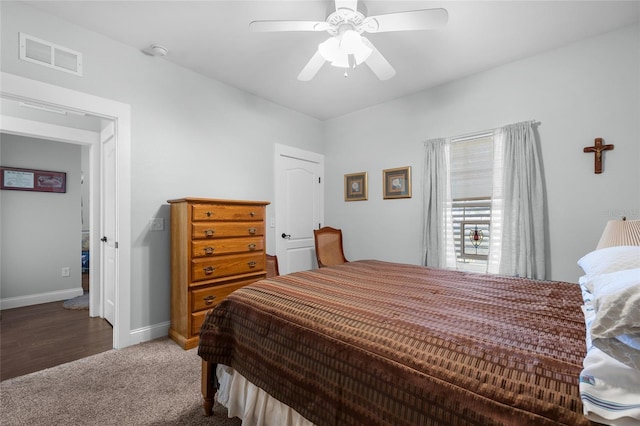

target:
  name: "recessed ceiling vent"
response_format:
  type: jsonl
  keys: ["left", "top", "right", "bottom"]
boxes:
{"left": 19, "top": 33, "right": 83, "bottom": 76}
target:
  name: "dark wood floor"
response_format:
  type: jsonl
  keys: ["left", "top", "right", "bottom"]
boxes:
{"left": 0, "top": 281, "right": 113, "bottom": 381}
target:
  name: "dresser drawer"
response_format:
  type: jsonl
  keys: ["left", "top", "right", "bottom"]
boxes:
{"left": 191, "top": 311, "right": 209, "bottom": 337}
{"left": 191, "top": 277, "right": 261, "bottom": 312}
{"left": 192, "top": 222, "right": 265, "bottom": 239}
{"left": 191, "top": 237, "right": 264, "bottom": 257}
{"left": 190, "top": 275, "right": 264, "bottom": 335}
{"left": 191, "top": 253, "right": 265, "bottom": 282}
{"left": 192, "top": 204, "right": 265, "bottom": 221}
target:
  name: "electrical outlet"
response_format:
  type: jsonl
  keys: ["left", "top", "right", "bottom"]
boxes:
{"left": 150, "top": 217, "right": 164, "bottom": 231}
{"left": 61, "top": 267, "right": 70, "bottom": 277}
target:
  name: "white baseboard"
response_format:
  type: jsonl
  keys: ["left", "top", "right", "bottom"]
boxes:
{"left": 0, "top": 288, "right": 84, "bottom": 310}
{"left": 128, "top": 321, "right": 170, "bottom": 346}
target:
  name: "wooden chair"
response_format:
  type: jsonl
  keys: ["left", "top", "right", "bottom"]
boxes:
{"left": 266, "top": 254, "right": 280, "bottom": 278}
{"left": 313, "top": 227, "right": 348, "bottom": 268}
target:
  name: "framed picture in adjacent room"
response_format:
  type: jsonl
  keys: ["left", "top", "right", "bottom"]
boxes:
{"left": 344, "top": 172, "right": 368, "bottom": 201}
{"left": 0, "top": 166, "right": 67, "bottom": 193}
{"left": 383, "top": 166, "right": 411, "bottom": 199}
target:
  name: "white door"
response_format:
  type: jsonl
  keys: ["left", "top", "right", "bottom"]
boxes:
{"left": 101, "top": 121, "right": 117, "bottom": 326}
{"left": 275, "top": 145, "right": 324, "bottom": 274}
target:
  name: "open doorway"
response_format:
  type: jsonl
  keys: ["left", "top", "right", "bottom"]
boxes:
{"left": 1, "top": 132, "right": 92, "bottom": 304}
{"left": 0, "top": 131, "right": 113, "bottom": 381}
{"left": 0, "top": 71, "right": 131, "bottom": 349}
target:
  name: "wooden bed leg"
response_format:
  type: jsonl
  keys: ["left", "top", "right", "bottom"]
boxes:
{"left": 201, "top": 360, "right": 217, "bottom": 416}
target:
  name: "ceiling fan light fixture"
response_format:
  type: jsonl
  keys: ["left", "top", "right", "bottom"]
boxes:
{"left": 330, "top": 54, "right": 349, "bottom": 68}
{"left": 318, "top": 37, "right": 339, "bottom": 62}
{"left": 319, "top": 37, "right": 349, "bottom": 68}
{"left": 319, "top": 31, "right": 371, "bottom": 69}
{"left": 340, "top": 29, "right": 372, "bottom": 64}
{"left": 352, "top": 42, "right": 372, "bottom": 65}
{"left": 339, "top": 30, "right": 362, "bottom": 53}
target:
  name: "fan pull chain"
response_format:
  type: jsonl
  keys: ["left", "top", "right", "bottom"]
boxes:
{"left": 344, "top": 55, "right": 359, "bottom": 78}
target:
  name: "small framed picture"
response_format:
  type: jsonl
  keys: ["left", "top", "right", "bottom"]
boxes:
{"left": 0, "top": 166, "right": 67, "bottom": 193}
{"left": 383, "top": 166, "right": 411, "bottom": 199}
{"left": 344, "top": 172, "right": 368, "bottom": 201}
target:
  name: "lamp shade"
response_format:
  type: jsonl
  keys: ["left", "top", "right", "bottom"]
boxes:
{"left": 318, "top": 37, "right": 339, "bottom": 62}
{"left": 340, "top": 30, "right": 372, "bottom": 65}
{"left": 596, "top": 218, "right": 640, "bottom": 249}
{"left": 318, "top": 31, "right": 372, "bottom": 69}
{"left": 319, "top": 37, "right": 349, "bottom": 68}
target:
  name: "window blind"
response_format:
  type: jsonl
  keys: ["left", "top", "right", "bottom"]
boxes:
{"left": 449, "top": 136, "right": 493, "bottom": 200}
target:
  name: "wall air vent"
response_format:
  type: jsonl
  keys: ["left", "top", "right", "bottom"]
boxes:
{"left": 19, "top": 33, "right": 83, "bottom": 76}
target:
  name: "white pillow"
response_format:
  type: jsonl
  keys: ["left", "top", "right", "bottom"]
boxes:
{"left": 577, "top": 246, "right": 640, "bottom": 277}
{"left": 590, "top": 268, "right": 640, "bottom": 370}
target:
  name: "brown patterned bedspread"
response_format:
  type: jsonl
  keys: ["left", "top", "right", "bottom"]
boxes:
{"left": 198, "top": 260, "right": 593, "bottom": 425}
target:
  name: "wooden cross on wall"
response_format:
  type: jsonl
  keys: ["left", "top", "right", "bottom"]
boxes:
{"left": 583, "top": 138, "right": 614, "bottom": 174}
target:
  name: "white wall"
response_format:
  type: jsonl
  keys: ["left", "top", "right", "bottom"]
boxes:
{"left": 0, "top": 135, "right": 82, "bottom": 301}
{"left": 324, "top": 23, "right": 640, "bottom": 283}
{"left": 0, "top": 2, "right": 324, "bottom": 329}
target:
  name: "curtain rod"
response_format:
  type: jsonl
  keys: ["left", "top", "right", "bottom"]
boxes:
{"left": 426, "top": 120, "right": 540, "bottom": 144}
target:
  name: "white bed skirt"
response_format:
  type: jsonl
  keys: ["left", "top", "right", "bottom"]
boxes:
{"left": 216, "top": 364, "right": 316, "bottom": 426}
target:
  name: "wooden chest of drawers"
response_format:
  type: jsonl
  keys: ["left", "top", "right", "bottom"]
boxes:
{"left": 167, "top": 198, "right": 270, "bottom": 349}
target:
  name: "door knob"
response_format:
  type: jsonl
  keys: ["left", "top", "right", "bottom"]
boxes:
{"left": 101, "top": 236, "right": 107, "bottom": 242}
{"left": 281, "top": 233, "right": 291, "bottom": 239}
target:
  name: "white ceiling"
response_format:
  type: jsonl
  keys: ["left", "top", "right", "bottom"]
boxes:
{"left": 24, "top": 0, "right": 640, "bottom": 121}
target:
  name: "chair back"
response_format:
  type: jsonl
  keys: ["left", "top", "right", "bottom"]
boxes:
{"left": 313, "top": 227, "right": 348, "bottom": 268}
{"left": 266, "top": 254, "right": 280, "bottom": 278}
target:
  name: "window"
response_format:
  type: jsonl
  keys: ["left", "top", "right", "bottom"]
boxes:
{"left": 452, "top": 197, "right": 491, "bottom": 271}
{"left": 449, "top": 134, "right": 493, "bottom": 272}
{"left": 423, "top": 121, "right": 546, "bottom": 279}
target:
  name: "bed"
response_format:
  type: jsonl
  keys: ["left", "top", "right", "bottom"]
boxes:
{"left": 197, "top": 259, "right": 622, "bottom": 425}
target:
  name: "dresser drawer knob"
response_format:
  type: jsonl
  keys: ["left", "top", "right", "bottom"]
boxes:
{"left": 248, "top": 227, "right": 257, "bottom": 235}
{"left": 248, "top": 261, "right": 257, "bottom": 268}
{"left": 204, "top": 247, "right": 215, "bottom": 255}
{"left": 205, "top": 211, "right": 213, "bottom": 217}
{"left": 249, "top": 211, "right": 255, "bottom": 217}
{"left": 247, "top": 243, "right": 256, "bottom": 250}
{"left": 203, "top": 266, "right": 215, "bottom": 275}
{"left": 204, "top": 229, "right": 215, "bottom": 237}
{"left": 203, "top": 295, "right": 216, "bottom": 305}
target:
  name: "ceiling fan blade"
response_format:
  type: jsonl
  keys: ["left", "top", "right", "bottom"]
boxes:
{"left": 298, "top": 50, "right": 326, "bottom": 81}
{"left": 250, "top": 20, "right": 329, "bottom": 32}
{"left": 362, "top": 8, "right": 448, "bottom": 33}
{"left": 361, "top": 38, "right": 395, "bottom": 80}
{"left": 335, "top": 0, "right": 357, "bottom": 12}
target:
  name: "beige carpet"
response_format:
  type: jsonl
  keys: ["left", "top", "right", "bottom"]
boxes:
{"left": 0, "top": 338, "right": 242, "bottom": 426}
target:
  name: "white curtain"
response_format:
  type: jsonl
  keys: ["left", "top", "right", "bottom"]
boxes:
{"left": 422, "top": 138, "right": 455, "bottom": 268}
{"left": 488, "top": 121, "right": 546, "bottom": 279}
{"left": 423, "top": 121, "right": 546, "bottom": 279}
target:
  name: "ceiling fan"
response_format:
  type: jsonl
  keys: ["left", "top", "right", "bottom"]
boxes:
{"left": 250, "top": 0, "right": 448, "bottom": 81}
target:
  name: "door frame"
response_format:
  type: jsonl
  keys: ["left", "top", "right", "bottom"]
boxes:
{"left": 0, "top": 72, "right": 131, "bottom": 349}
